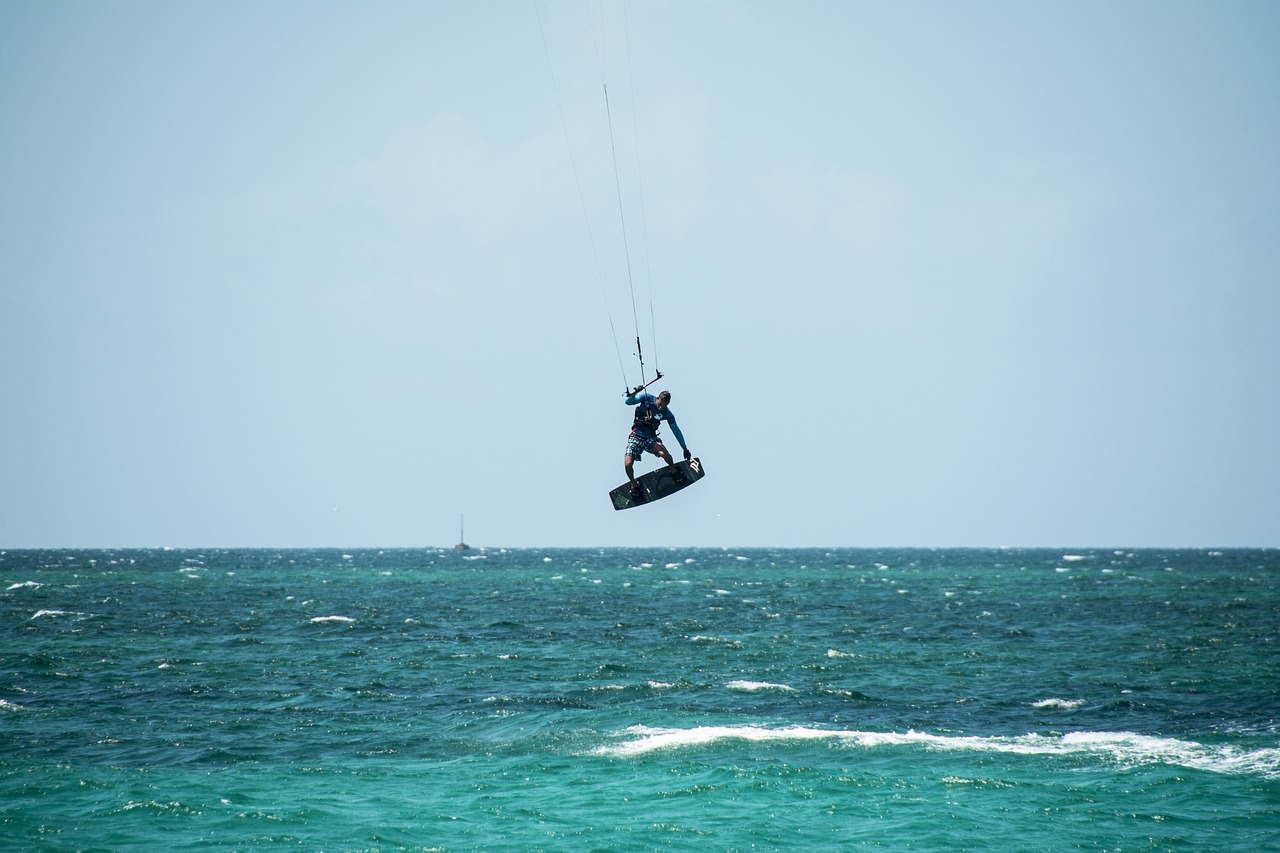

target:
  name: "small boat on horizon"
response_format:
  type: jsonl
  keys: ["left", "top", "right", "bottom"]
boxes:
{"left": 453, "top": 515, "right": 470, "bottom": 551}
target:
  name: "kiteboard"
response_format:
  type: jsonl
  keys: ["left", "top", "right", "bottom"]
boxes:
{"left": 610, "top": 458, "right": 705, "bottom": 510}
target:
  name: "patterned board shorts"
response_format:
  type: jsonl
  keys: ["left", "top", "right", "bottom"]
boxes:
{"left": 625, "top": 429, "right": 661, "bottom": 460}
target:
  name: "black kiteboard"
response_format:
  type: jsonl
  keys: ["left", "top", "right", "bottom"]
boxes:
{"left": 610, "top": 458, "right": 705, "bottom": 510}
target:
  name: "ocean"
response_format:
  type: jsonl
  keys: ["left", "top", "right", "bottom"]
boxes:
{"left": 1, "top": 547, "right": 1276, "bottom": 851}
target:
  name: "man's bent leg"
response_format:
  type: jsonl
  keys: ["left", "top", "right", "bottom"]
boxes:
{"left": 654, "top": 440, "right": 677, "bottom": 471}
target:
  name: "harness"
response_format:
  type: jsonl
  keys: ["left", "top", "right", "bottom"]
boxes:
{"left": 632, "top": 399, "right": 662, "bottom": 434}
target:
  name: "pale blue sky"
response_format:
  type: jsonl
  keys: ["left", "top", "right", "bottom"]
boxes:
{"left": 2, "top": 1, "right": 1277, "bottom": 548}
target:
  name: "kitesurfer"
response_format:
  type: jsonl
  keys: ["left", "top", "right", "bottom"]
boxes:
{"left": 624, "top": 389, "right": 691, "bottom": 495}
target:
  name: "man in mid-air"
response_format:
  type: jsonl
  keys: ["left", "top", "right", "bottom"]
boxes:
{"left": 624, "top": 389, "right": 691, "bottom": 496}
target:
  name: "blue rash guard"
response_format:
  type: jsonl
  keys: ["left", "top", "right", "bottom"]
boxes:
{"left": 625, "top": 392, "right": 686, "bottom": 450}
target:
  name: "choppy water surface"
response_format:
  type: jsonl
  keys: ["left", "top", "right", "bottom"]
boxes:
{"left": 2, "top": 548, "right": 1277, "bottom": 850}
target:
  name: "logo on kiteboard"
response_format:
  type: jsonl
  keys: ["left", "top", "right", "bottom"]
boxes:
{"left": 689, "top": 459, "right": 701, "bottom": 474}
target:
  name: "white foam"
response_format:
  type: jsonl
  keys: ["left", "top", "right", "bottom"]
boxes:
{"left": 309, "top": 615, "right": 355, "bottom": 624}
{"left": 726, "top": 680, "right": 795, "bottom": 692}
{"left": 1062, "top": 554, "right": 1088, "bottom": 562}
{"left": 1033, "top": 698, "right": 1085, "bottom": 710}
{"left": 0, "top": 698, "right": 26, "bottom": 711}
{"left": 594, "top": 725, "right": 1280, "bottom": 778}
{"left": 31, "top": 609, "right": 76, "bottom": 619}
{"left": 689, "top": 635, "right": 742, "bottom": 648}
{"left": 6, "top": 581, "right": 41, "bottom": 590}
{"left": 596, "top": 725, "right": 827, "bottom": 756}
{"left": 1056, "top": 731, "right": 1280, "bottom": 778}
{"left": 940, "top": 775, "right": 1015, "bottom": 789}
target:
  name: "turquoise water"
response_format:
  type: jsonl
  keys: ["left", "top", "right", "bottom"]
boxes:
{"left": 2, "top": 548, "right": 1277, "bottom": 851}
